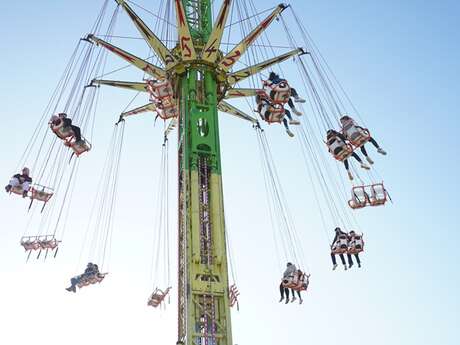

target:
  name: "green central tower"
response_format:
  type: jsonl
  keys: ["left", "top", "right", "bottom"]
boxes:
{"left": 177, "top": 1, "right": 233, "bottom": 344}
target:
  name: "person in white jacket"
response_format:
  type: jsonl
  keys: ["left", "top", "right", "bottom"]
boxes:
{"left": 340, "top": 115, "right": 387, "bottom": 165}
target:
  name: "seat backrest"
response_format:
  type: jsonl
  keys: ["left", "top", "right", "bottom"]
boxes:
{"left": 327, "top": 137, "right": 342, "bottom": 151}
{"left": 351, "top": 187, "right": 368, "bottom": 204}
{"left": 338, "top": 234, "right": 348, "bottom": 247}
{"left": 267, "top": 105, "right": 285, "bottom": 122}
{"left": 271, "top": 82, "right": 290, "bottom": 103}
{"left": 159, "top": 107, "right": 178, "bottom": 119}
{"left": 69, "top": 138, "right": 91, "bottom": 156}
{"left": 155, "top": 81, "right": 173, "bottom": 98}
{"left": 11, "top": 185, "right": 24, "bottom": 195}
{"left": 342, "top": 119, "right": 358, "bottom": 134}
{"left": 328, "top": 137, "right": 351, "bottom": 160}
{"left": 332, "top": 235, "right": 349, "bottom": 253}
{"left": 31, "top": 188, "right": 53, "bottom": 202}
{"left": 370, "top": 184, "right": 386, "bottom": 204}
{"left": 349, "top": 234, "right": 364, "bottom": 253}
{"left": 148, "top": 80, "right": 173, "bottom": 98}
{"left": 341, "top": 118, "right": 355, "bottom": 131}
{"left": 351, "top": 234, "right": 363, "bottom": 245}
{"left": 52, "top": 122, "right": 74, "bottom": 139}
{"left": 346, "top": 126, "right": 363, "bottom": 140}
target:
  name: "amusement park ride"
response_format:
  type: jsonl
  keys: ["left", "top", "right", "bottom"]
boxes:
{"left": 5, "top": 1, "right": 391, "bottom": 345}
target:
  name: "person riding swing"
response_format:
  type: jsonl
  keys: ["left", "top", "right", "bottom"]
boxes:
{"left": 5, "top": 167, "right": 32, "bottom": 198}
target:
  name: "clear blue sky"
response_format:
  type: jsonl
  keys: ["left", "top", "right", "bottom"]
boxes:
{"left": 0, "top": 1, "right": 459, "bottom": 345}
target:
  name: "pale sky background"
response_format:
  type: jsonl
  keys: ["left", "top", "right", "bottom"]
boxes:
{"left": 0, "top": 1, "right": 459, "bottom": 345}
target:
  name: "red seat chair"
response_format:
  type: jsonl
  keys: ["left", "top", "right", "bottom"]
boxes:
{"left": 147, "top": 287, "right": 172, "bottom": 308}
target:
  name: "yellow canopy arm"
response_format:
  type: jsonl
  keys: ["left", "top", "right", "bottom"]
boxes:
{"left": 88, "top": 34, "right": 166, "bottom": 78}
{"left": 115, "top": 0, "right": 177, "bottom": 69}
{"left": 217, "top": 4, "right": 287, "bottom": 73}
{"left": 92, "top": 79, "right": 149, "bottom": 92}
{"left": 227, "top": 48, "right": 304, "bottom": 85}
{"left": 218, "top": 101, "right": 257, "bottom": 123}
{"left": 201, "top": 0, "right": 232, "bottom": 63}
{"left": 174, "top": 0, "right": 197, "bottom": 61}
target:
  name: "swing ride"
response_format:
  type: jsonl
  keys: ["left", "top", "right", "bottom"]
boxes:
{"left": 5, "top": 0, "right": 393, "bottom": 344}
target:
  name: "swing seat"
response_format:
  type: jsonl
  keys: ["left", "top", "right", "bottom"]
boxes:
{"left": 157, "top": 97, "right": 176, "bottom": 109}
{"left": 229, "top": 284, "right": 240, "bottom": 308}
{"left": 157, "top": 104, "right": 179, "bottom": 120}
{"left": 264, "top": 80, "right": 291, "bottom": 105}
{"left": 265, "top": 105, "right": 285, "bottom": 124}
{"left": 148, "top": 79, "right": 178, "bottom": 120}
{"left": 64, "top": 137, "right": 92, "bottom": 156}
{"left": 147, "top": 287, "right": 171, "bottom": 308}
{"left": 148, "top": 79, "right": 174, "bottom": 99}
{"left": 348, "top": 235, "right": 364, "bottom": 254}
{"left": 30, "top": 185, "right": 53, "bottom": 203}
{"left": 369, "top": 183, "right": 388, "bottom": 206}
{"left": 51, "top": 120, "right": 74, "bottom": 140}
{"left": 283, "top": 272, "right": 309, "bottom": 291}
{"left": 77, "top": 275, "right": 91, "bottom": 287}
{"left": 21, "top": 239, "right": 41, "bottom": 251}
{"left": 40, "top": 238, "right": 60, "bottom": 250}
{"left": 348, "top": 183, "right": 388, "bottom": 209}
{"left": 147, "top": 295, "right": 163, "bottom": 307}
{"left": 346, "top": 128, "right": 370, "bottom": 148}
{"left": 293, "top": 280, "right": 309, "bottom": 292}
{"left": 21, "top": 235, "right": 60, "bottom": 251}
{"left": 331, "top": 144, "right": 354, "bottom": 162}
{"left": 10, "top": 185, "right": 27, "bottom": 196}
{"left": 77, "top": 273, "right": 107, "bottom": 288}
{"left": 90, "top": 273, "right": 107, "bottom": 284}
{"left": 256, "top": 89, "right": 270, "bottom": 100}
{"left": 348, "top": 186, "right": 369, "bottom": 209}
{"left": 341, "top": 118, "right": 371, "bottom": 149}
{"left": 332, "top": 235, "right": 349, "bottom": 254}
{"left": 332, "top": 245, "right": 348, "bottom": 255}
{"left": 282, "top": 276, "right": 294, "bottom": 288}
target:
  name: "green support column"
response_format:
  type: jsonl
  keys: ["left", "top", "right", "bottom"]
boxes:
{"left": 177, "top": 1, "right": 233, "bottom": 345}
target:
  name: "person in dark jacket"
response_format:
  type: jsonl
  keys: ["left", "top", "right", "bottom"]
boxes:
{"left": 5, "top": 167, "right": 32, "bottom": 197}
{"left": 266, "top": 72, "right": 305, "bottom": 116}
{"left": 65, "top": 263, "right": 99, "bottom": 293}
{"left": 326, "top": 129, "right": 369, "bottom": 180}
{"left": 331, "top": 227, "right": 348, "bottom": 271}
{"left": 347, "top": 230, "right": 362, "bottom": 268}
{"left": 52, "top": 113, "right": 83, "bottom": 144}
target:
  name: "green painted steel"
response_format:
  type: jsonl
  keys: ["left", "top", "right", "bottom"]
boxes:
{"left": 177, "top": 1, "right": 232, "bottom": 345}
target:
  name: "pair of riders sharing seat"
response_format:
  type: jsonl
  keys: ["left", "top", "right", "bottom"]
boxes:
{"left": 256, "top": 72, "right": 305, "bottom": 137}
{"left": 5, "top": 167, "right": 32, "bottom": 198}
{"left": 66, "top": 262, "right": 106, "bottom": 293}
{"left": 330, "top": 227, "right": 364, "bottom": 271}
{"left": 50, "top": 113, "right": 83, "bottom": 144}
{"left": 146, "top": 79, "right": 178, "bottom": 120}
{"left": 326, "top": 116, "right": 387, "bottom": 180}
{"left": 49, "top": 113, "right": 91, "bottom": 156}
{"left": 279, "top": 262, "right": 310, "bottom": 305}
